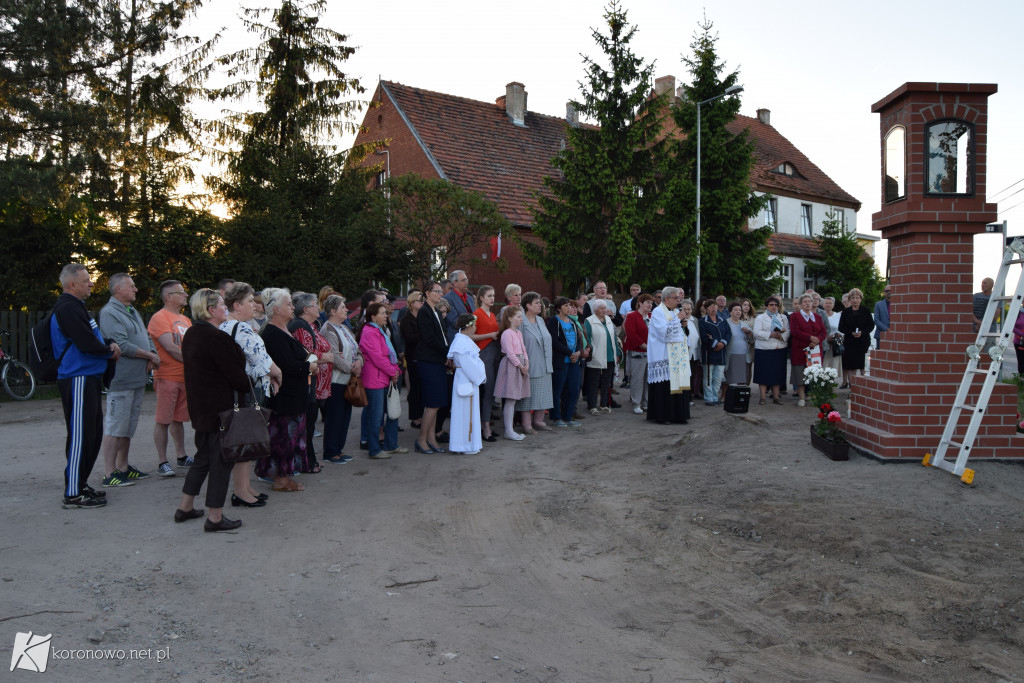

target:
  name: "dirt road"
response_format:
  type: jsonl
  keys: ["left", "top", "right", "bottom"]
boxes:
{"left": 2, "top": 391, "right": 1022, "bottom": 681}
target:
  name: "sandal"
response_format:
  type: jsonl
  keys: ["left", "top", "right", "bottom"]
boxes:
{"left": 522, "top": 428, "right": 538, "bottom": 435}
{"left": 272, "top": 479, "right": 304, "bottom": 492}
{"left": 309, "top": 464, "right": 322, "bottom": 474}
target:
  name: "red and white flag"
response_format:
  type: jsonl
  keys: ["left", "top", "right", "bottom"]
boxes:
{"left": 489, "top": 233, "right": 502, "bottom": 262}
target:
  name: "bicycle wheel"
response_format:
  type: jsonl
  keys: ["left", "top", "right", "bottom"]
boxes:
{"left": 2, "top": 359, "right": 36, "bottom": 400}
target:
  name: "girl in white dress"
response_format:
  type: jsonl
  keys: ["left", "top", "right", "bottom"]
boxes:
{"left": 447, "top": 314, "right": 487, "bottom": 454}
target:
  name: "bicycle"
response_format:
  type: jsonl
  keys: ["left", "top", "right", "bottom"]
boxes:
{"left": 0, "top": 330, "right": 37, "bottom": 400}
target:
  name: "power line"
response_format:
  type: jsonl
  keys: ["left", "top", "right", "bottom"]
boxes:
{"left": 999, "top": 198, "right": 1024, "bottom": 215}
{"left": 990, "top": 176, "right": 1024, "bottom": 201}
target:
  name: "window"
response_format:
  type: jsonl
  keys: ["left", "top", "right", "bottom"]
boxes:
{"left": 927, "top": 119, "right": 972, "bottom": 195}
{"left": 780, "top": 264, "right": 793, "bottom": 301}
{"left": 833, "top": 208, "right": 845, "bottom": 231}
{"left": 764, "top": 198, "right": 778, "bottom": 231}
{"left": 883, "top": 126, "right": 906, "bottom": 202}
{"left": 804, "top": 278, "right": 815, "bottom": 293}
{"left": 773, "top": 162, "right": 796, "bottom": 176}
{"left": 800, "top": 204, "right": 812, "bottom": 236}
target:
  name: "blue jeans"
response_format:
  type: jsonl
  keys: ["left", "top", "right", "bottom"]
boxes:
{"left": 551, "top": 361, "right": 581, "bottom": 421}
{"left": 362, "top": 387, "right": 398, "bottom": 456}
{"left": 704, "top": 364, "right": 725, "bottom": 403}
{"left": 323, "top": 383, "right": 353, "bottom": 458}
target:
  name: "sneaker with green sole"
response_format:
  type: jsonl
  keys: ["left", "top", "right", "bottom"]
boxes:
{"left": 102, "top": 472, "right": 136, "bottom": 488}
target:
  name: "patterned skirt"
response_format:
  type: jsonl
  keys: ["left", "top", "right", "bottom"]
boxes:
{"left": 516, "top": 373, "right": 553, "bottom": 411}
{"left": 255, "top": 412, "right": 306, "bottom": 478}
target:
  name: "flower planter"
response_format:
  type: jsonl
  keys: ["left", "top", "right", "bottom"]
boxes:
{"left": 810, "top": 426, "right": 849, "bottom": 461}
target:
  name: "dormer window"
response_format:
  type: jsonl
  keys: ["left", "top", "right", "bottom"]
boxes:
{"left": 773, "top": 162, "right": 797, "bottom": 176}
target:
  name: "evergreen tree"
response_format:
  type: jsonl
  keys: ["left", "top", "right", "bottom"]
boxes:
{"left": 804, "top": 211, "right": 886, "bottom": 307}
{"left": 212, "top": 0, "right": 379, "bottom": 292}
{"left": 662, "top": 19, "right": 779, "bottom": 302}
{"left": 523, "top": 0, "right": 667, "bottom": 294}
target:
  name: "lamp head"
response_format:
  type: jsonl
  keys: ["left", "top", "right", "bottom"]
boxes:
{"left": 724, "top": 85, "right": 744, "bottom": 95}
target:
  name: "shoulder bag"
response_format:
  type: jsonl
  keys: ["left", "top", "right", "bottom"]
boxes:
{"left": 218, "top": 377, "right": 273, "bottom": 463}
{"left": 344, "top": 374, "right": 368, "bottom": 407}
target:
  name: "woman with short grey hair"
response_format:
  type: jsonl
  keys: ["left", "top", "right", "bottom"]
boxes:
{"left": 321, "top": 294, "right": 362, "bottom": 464}
{"left": 262, "top": 288, "right": 291, "bottom": 321}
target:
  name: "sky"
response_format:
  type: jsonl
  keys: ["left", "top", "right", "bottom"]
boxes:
{"left": 189, "top": 0, "right": 1024, "bottom": 290}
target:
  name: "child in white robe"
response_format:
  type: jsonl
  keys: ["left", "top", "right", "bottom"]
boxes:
{"left": 447, "top": 314, "right": 487, "bottom": 454}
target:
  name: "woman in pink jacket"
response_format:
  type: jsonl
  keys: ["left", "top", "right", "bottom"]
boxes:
{"left": 358, "top": 303, "right": 403, "bottom": 459}
{"left": 1013, "top": 309, "right": 1024, "bottom": 371}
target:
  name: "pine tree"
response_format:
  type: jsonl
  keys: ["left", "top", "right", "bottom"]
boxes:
{"left": 212, "top": 0, "right": 379, "bottom": 291}
{"left": 662, "top": 19, "right": 779, "bottom": 302}
{"left": 522, "top": 0, "right": 667, "bottom": 294}
{"left": 804, "top": 211, "right": 886, "bottom": 307}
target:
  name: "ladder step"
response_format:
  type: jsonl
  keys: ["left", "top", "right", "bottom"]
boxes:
{"left": 954, "top": 403, "right": 982, "bottom": 412}
{"left": 992, "top": 296, "right": 1015, "bottom": 301}
{"left": 967, "top": 368, "right": 987, "bottom": 374}
{"left": 942, "top": 439, "right": 964, "bottom": 449}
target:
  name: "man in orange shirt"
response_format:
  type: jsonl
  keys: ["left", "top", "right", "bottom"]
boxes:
{"left": 147, "top": 280, "right": 192, "bottom": 470}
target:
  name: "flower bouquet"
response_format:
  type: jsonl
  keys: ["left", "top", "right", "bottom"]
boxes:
{"left": 803, "top": 364, "right": 840, "bottom": 410}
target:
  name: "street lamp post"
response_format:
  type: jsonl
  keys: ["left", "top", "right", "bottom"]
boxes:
{"left": 695, "top": 84, "right": 743, "bottom": 304}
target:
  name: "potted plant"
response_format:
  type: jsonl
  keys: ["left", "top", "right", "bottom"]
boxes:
{"left": 803, "top": 365, "right": 849, "bottom": 460}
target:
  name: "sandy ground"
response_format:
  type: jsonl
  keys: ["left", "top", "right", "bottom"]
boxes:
{"left": 2, "top": 387, "right": 1023, "bottom": 682}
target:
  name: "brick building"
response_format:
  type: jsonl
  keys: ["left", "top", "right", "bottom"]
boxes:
{"left": 352, "top": 77, "right": 865, "bottom": 302}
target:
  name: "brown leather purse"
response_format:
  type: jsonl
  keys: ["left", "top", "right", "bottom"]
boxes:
{"left": 344, "top": 374, "right": 368, "bottom": 407}
{"left": 218, "top": 380, "right": 272, "bottom": 463}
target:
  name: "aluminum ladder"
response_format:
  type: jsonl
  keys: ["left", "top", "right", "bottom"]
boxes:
{"left": 923, "top": 237, "right": 1024, "bottom": 483}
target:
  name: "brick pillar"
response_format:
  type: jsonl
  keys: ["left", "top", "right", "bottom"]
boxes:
{"left": 844, "top": 83, "right": 1018, "bottom": 460}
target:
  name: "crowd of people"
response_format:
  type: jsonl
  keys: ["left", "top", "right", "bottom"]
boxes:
{"left": 49, "top": 262, "right": 891, "bottom": 533}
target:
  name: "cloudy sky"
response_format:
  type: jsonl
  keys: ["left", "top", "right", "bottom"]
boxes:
{"left": 191, "top": 0, "right": 1024, "bottom": 287}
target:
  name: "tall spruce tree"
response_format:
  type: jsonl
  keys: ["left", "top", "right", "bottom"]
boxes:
{"left": 212, "top": 0, "right": 383, "bottom": 291}
{"left": 662, "top": 19, "right": 779, "bottom": 302}
{"left": 804, "top": 211, "right": 886, "bottom": 307}
{"left": 523, "top": 0, "right": 667, "bottom": 294}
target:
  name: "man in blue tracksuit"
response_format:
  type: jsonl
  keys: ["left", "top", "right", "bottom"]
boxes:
{"left": 52, "top": 264, "right": 121, "bottom": 509}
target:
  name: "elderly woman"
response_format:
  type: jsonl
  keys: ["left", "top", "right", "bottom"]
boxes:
{"left": 448, "top": 313, "right": 488, "bottom": 454}
{"left": 400, "top": 291, "right": 425, "bottom": 429}
{"left": 288, "top": 291, "right": 334, "bottom": 474}
{"left": 359, "top": 302, "right": 403, "bottom": 459}
{"left": 517, "top": 291, "right": 554, "bottom": 431}
{"left": 789, "top": 293, "right": 827, "bottom": 407}
{"left": 822, "top": 296, "right": 843, "bottom": 378}
{"left": 321, "top": 294, "right": 362, "bottom": 464}
{"left": 220, "top": 282, "right": 281, "bottom": 507}
{"left": 174, "top": 289, "right": 251, "bottom": 532}
{"left": 724, "top": 302, "right": 752, "bottom": 388}
{"left": 470, "top": 285, "right": 500, "bottom": 441}
{"left": 624, "top": 293, "right": 654, "bottom": 414}
{"left": 584, "top": 298, "right": 619, "bottom": 415}
{"left": 500, "top": 283, "right": 523, "bottom": 318}
{"left": 838, "top": 288, "right": 874, "bottom": 388}
{"left": 753, "top": 296, "right": 791, "bottom": 404}
{"left": 415, "top": 281, "right": 451, "bottom": 454}
{"left": 257, "top": 288, "right": 315, "bottom": 492}
{"left": 646, "top": 287, "right": 691, "bottom": 424}
{"left": 547, "top": 296, "right": 584, "bottom": 427}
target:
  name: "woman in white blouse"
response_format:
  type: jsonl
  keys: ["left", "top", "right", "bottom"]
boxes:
{"left": 221, "top": 282, "right": 282, "bottom": 507}
{"left": 752, "top": 296, "right": 791, "bottom": 405}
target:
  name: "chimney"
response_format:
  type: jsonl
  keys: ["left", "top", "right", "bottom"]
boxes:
{"left": 757, "top": 108, "right": 771, "bottom": 125}
{"left": 654, "top": 75, "right": 675, "bottom": 97}
{"left": 566, "top": 101, "right": 579, "bottom": 127}
{"left": 505, "top": 82, "right": 527, "bottom": 127}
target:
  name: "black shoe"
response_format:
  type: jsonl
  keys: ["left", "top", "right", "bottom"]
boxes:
{"left": 176, "top": 455, "right": 191, "bottom": 466}
{"left": 256, "top": 493, "right": 269, "bottom": 501}
{"left": 482, "top": 434, "right": 497, "bottom": 443}
{"left": 231, "top": 493, "right": 266, "bottom": 508}
{"left": 359, "top": 441, "right": 369, "bottom": 451}
{"left": 609, "top": 400, "right": 622, "bottom": 409}
{"left": 174, "top": 508, "right": 205, "bottom": 523}
{"left": 63, "top": 494, "right": 106, "bottom": 509}
{"left": 204, "top": 517, "right": 243, "bottom": 532}
{"left": 82, "top": 484, "right": 106, "bottom": 499}
{"left": 435, "top": 431, "right": 449, "bottom": 443}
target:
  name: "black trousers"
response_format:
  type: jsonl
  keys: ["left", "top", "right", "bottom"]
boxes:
{"left": 182, "top": 430, "right": 231, "bottom": 509}
{"left": 58, "top": 374, "right": 104, "bottom": 497}
{"left": 585, "top": 366, "right": 615, "bottom": 409}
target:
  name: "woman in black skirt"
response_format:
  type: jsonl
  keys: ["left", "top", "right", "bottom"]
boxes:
{"left": 838, "top": 288, "right": 875, "bottom": 387}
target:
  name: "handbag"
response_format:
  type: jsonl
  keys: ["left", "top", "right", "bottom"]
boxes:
{"left": 218, "top": 378, "right": 272, "bottom": 463}
{"left": 344, "top": 374, "right": 368, "bottom": 407}
{"left": 386, "top": 381, "right": 402, "bottom": 420}
{"left": 829, "top": 334, "right": 845, "bottom": 356}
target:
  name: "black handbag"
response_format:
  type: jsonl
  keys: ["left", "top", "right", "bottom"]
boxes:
{"left": 218, "top": 378, "right": 272, "bottom": 463}
{"left": 829, "top": 334, "right": 845, "bottom": 356}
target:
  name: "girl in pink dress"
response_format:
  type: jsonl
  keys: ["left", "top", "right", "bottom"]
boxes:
{"left": 494, "top": 306, "right": 529, "bottom": 441}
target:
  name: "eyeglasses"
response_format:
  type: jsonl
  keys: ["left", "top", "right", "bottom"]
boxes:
{"left": 429, "top": 289, "right": 442, "bottom": 294}
{"left": 170, "top": 290, "right": 187, "bottom": 296}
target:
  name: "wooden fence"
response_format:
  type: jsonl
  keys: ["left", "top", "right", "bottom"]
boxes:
{"left": 0, "top": 310, "right": 46, "bottom": 364}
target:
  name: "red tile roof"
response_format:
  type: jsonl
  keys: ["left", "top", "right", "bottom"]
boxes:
{"left": 767, "top": 232, "right": 822, "bottom": 258}
{"left": 380, "top": 81, "right": 569, "bottom": 226}
{"left": 728, "top": 115, "right": 861, "bottom": 209}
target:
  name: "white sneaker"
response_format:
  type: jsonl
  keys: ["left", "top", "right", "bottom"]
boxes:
{"left": 600, "top": 406, "right": 613, "bottom": 414}
{"left": 632, "top": 406, "right": 643, "bottom": 414}
{"left": 797, "top": 399, "right": 806, "bottom": 407}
